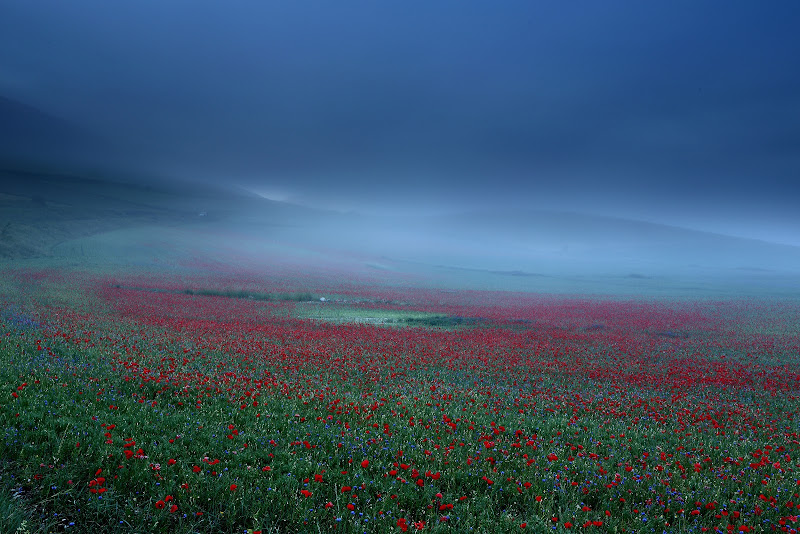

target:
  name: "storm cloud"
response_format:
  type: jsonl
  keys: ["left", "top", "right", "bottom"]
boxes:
{"left": 1, "top": 1, "right": 799, "bottom": 243}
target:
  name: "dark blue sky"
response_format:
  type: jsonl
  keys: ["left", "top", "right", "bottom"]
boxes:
{"left": 1, "top": 1, "right": 799, "bottom": 244}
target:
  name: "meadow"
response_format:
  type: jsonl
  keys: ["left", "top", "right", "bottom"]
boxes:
{"left": 2, "top": 265, "right": 800, "bottom": 533}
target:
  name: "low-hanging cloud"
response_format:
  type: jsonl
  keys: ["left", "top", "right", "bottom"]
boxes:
{"left": 0, "top": 0, "right": 798, "bottom": 244}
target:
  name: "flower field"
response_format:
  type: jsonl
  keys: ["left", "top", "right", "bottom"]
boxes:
{"left": 2, "top": 267, "right": 800, "bottom": 533}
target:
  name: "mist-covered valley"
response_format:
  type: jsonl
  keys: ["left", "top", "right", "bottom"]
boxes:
{"left": 2, "top": 4, "right": 800, "bottom": 532}
{"left": 1, "top": 168, "right": 797, "bottom": 298}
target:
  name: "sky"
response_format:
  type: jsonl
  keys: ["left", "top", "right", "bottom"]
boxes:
{"left": 1, "top": 1, "right": 799, "bottom": 245}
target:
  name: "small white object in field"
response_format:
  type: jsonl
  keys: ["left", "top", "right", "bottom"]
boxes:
{"left": 320, "top": 297, "right": 326, "bottom": 302}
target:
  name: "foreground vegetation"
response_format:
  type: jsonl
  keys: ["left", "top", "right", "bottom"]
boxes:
{"left": 2, "top": 267, "right": 799, "bottom": 533}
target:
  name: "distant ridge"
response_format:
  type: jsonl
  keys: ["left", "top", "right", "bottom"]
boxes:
{"left": 0, "top": 168, "right": 342, "bottom": 259}
{"left": 1, "top": 169, "right": 798, "bottom": 280}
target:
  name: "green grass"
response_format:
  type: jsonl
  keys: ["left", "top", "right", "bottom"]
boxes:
{"left": 2, "top": 257, "right": 800, "bottom": 533}
{"left": 0, "top": 484, "right": 30, "bottom": 534}
{"left": 294, "top": 303, "right": 483, "bottom": 328}
{"left": 3, "top": 299, "right": 799, "bottom": 533}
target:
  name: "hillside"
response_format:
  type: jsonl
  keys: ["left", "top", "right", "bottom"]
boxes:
{"left": 1, "top": 169, "right": 798, "bottom": 295}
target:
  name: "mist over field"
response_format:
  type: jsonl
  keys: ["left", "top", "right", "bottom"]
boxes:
{"left": 0, "top": 1, "right": 798, "bottom": 294}
{"left": 4, "top": 6, "right": 800, "bottom": 533}
{"left": 1, "top": 169, "right": 798, "bottom": 297}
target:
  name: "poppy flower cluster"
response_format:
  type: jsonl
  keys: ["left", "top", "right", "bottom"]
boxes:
{"left": 1, "top": 267, "right": 798, "bottom": 533}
